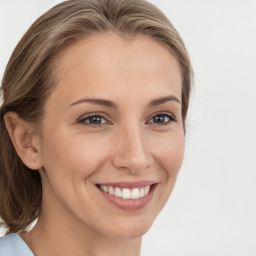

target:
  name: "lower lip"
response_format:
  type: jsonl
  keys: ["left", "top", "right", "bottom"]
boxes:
{"left": 97, "top": 185, "right": 156, "bottom": 210}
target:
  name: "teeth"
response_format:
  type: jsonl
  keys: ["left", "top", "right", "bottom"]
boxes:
{"left": 114, "top": 187, "right": 122, "bottom": 197}
{"left": 99, "top": 185, "right": 151, "bottom": 199}
{"left": 131, "top": 188, "right": 140, "bottom": 199}
{"left": 108, "top": 186, "right": 114, "bottom": 195}
{"left": 122, "top": 188, "right": 131, "bottom": 199}
{"left": 100, "top": 185, "right": 108, "bottom": 193}
{"left": 139, "top": 187, "right": 145, "bottom": 197}
{"left": 145, "top": 185, "right": 150, "bottom": 196}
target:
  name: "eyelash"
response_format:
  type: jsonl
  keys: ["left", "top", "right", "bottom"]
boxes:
{"left": 147, "top": 112, "right": 177, "bottom": 125}
{"left": 78, "top": 112, "right": 177, "bottom": 127}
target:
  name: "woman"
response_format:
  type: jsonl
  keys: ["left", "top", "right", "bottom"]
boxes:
{"left": 0, "top": 0, "right": 192, "bottom": 255}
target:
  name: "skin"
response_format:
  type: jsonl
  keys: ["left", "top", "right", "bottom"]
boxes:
{"left": 8, "top": 32, "right": 185, "bottom": 256}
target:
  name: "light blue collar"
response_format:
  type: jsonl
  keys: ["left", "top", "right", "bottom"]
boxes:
{"left": 0, "top": 233, "right": 34, "bottom": 256}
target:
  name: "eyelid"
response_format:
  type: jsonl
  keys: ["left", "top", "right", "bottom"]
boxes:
{"left": 147, "top": 111, "right": 177, "bottom": 123}
{"left": 77, "top": 112, "right": 111, "bottom": 125}
{"left": 76, "top": 111, "right": 177, "bottom": 127}
{"left": 146, "top": 113, "right": 177, "bottom": 128}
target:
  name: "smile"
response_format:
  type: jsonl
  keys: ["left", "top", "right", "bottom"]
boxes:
{"left": 99, "top": 185, "right": 150, "bottom": 199}
{"left": 96, "top": 181, "right": 157, "bottom": 210}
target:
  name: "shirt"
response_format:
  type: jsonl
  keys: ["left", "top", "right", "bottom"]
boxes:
{"left": 0, "top": 233, "right": 145, "bottom": 255}
{"left": 0, "top": 233, "right": 34, "bottom": 256}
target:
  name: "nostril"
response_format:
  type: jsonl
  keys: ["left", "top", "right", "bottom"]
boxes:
{"left": 112, "top": 156, "right": 153, "bottom": 173}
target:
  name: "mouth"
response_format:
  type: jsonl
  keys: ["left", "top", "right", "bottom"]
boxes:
{"left": 96, "top": 181, "right": 157, "bottom": 210}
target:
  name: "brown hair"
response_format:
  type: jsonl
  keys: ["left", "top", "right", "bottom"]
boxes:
{"left": 0, "top": 0, "right": 193, "bottom": 234}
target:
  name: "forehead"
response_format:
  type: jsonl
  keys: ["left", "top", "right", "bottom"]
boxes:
{"left": 51, "top": 32, "right": 182, "bottom": 105}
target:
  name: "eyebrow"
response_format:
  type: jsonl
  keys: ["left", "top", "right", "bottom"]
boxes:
{"left": 69, "top": 95, "right": 181, "bottom": 108}
{"left": 149, "top": 95, "right": 181, "bottom": 106}
{"left": 70, "top": 98, "right": 117, "bottom": 108}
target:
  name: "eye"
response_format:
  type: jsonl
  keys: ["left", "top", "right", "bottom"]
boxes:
{"left": 78, "top": 114, "right": 108, "bottom": 126}
{"left": 148, "top": 112, "right": 176, "bottom": 125}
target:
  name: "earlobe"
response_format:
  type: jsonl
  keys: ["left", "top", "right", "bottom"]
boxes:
{"left": 4, "top": 112, "right": 43, "bottom": 170}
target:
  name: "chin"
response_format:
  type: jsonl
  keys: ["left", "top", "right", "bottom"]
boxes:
{"left": 103, "top": 216, "right": 155, "bottom": 240}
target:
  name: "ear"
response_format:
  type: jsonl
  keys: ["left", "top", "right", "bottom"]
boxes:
{"left": 4, "top": 112, "right": 43, "bottom": 170}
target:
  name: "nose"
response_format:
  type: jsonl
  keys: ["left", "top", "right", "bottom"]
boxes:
{"left": 111, "top": 124, "right": 154, "bottom": 173}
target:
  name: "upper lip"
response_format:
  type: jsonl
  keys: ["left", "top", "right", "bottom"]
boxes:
{"left": 97, "top": 180, "right": 157, "bottom": 188}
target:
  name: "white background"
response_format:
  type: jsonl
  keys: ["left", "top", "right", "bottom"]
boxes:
{"left": 0, "top": 1, "right": 256, "bottom": 255}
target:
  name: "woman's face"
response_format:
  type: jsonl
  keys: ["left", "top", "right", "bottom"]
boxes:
{"left": 37, "top": 32, "right": 185, "bottom": 239}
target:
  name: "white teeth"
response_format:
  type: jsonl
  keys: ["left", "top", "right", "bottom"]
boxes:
{"left": 131, "top": 188, "right": 140, "bottom": 199}
{"left": 100, "top": 185, "right": 108, "bottom": 193}
{"left": 122, "top": 188, "right": 131, "bottom": 199}
{"left": 108, "top": 186, "right": 114, "bottom": 195}
{"left": 145, "top": 185, "right": 150, "bottom": 196}
{"left": 139, "top": 187, "right": 145, "bottom": 197}
{"left": 99, "top": 185, "right": 151, "bottom": 200}
{"left": 114, "top": 187, "right": 122, "bottom": 197}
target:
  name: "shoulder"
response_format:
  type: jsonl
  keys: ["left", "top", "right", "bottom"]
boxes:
{"left": 0, "top": 233, "right": 34, "bottom": 256}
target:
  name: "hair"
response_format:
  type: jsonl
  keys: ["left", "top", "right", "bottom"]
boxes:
{"left": 0, "top": 0, "right": 193, "bottom": 234}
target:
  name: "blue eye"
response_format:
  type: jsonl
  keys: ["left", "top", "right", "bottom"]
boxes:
{"left": 78, "top": 112, "right": 176, "bottom": 127}
{"left": 149, "top": 113, "right": 176, "bottom": 125}
{"left": 79, "top": 114, "right": 107, "bottom": 126}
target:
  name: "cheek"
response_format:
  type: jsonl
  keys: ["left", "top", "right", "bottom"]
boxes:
{"left": 38, "top": 128, "right": 112, "bottom": 210}
{"left": 40, "top": 127, "right": 111, "bottom": 180}
{"left": 153, "top": 132, "right": 185, "bottom": 177}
